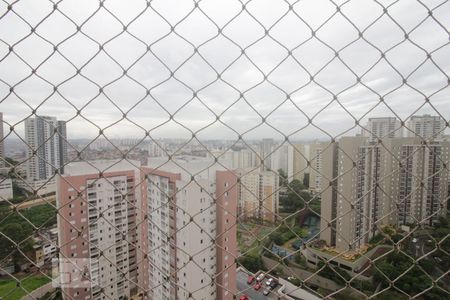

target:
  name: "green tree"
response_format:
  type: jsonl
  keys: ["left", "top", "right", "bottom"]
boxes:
{"left": 238, "top": 253, "right": 264, "bottom": 273}
{"left": 374, "top": 251, "right": 433, "bottom": 297}
{"left": 281, "top": 180, "right": 311, "bottom": 213}
{"left": 278, "top": 168, "right": 288, "bottom": 187}
{"left": 0, "top": 223, "right": 34, "bottom": 271}
{"left": 317, "top": 261, "right": 350, "bottom": 285}
{"left": 294, "top": 253, "right": 306, "bottom": 267}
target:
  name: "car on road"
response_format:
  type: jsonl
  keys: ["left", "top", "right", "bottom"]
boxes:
{"left": 239, "top": 296, "right": 249, "bottom": 300}
{"left": 265, "top": 277, "right": 274, "bottom": 286}
{"left": 269, "top": 280, "right": 278, "bottom": 289}
{"left": 253, "top": 282, "right": 262, "bottom": 290}
{"left": 247, "top": 275, "right": 255, "bottom": 284}
{"left": 263, "top": 288, "right": 271, "bottom": 296}
{"left": 256, "top": 273, "right": 265, "bottom": 282}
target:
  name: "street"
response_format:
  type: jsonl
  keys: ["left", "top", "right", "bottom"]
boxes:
{"left": 236, "top": 270, "right": 278, "bottom": 300}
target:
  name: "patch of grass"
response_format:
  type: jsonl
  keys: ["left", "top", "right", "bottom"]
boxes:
{"left": 0, "top": 275, "right": 51, "bottom": 300}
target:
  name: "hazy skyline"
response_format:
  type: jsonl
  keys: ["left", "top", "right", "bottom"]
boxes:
{"left": 0, "top": 0, "right": 449, "bottom": 141}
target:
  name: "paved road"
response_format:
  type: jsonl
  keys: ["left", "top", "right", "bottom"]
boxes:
{"left": 11, "top": 196, "right": 56, "bottom": 210}
{"left": 236, "top": 270, "right": 277, "bottom": 300}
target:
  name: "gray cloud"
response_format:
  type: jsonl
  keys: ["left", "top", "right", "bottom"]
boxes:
{"left": 0, "top": 0, "right": 449, "bottom": 141}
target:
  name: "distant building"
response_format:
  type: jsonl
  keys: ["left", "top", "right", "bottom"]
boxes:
{"left": 147, "top": 141, "right": 165, "bottom": 157}
{"left": 261, "top": 138, "right": 274, "bottom": 171}
{"left": 57, "top": 160, "right": 141, "bottom": 300}
{"left": 407, "top": 114, "right": 445, "bottom": 139}
{"left": 32, "top": 226, "right": 58, "bottom": 267}
{"left": 308, "top": 142, "right": 330, "bottom": 192}
{"left": 292, "top": 144, "right": 308, "bottom": 183}
{"left": 0, "top": 177, "right": 13, "bottom": 201}
{"left": 237, "top": 168, "right": 279, "bottom": 222}
{"left": 139, "top": 167, "right": 238, "bottom": 300}
{"left": 25, "top": 116, "right": 67, "bottom": 181}
{"left": 320, "top": 137, "right": 450, "bottom": 252}
{"left": 58, "top": 160, "right": 238, "bottom": 300}
{"left": 362, "top": 117, "right": 402, "bottom": 141}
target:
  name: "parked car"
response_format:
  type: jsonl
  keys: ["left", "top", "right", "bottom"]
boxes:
{"left": 256, "top": 273, "right": 265, "bottom": 282}
{"left": 263, "top": 288, "right": 271, "bottom": 296}
{"left": 247, "top": 275, "right": 255, "bottom": 284}
{"left": 269, "top": 280, "right": 278, "bottom": 289}
{"left": 239, "top": 296, "right": 249, "bottom": 300}
{"left": 266, "top": 277, "right": 274, "bottom": 286}
{"left": 253, "top": 282, "right": 262, "bottom": 290}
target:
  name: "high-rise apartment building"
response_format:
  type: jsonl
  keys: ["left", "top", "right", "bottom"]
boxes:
{"left": 139, "top": 167, "right": 238, "bottom": 300}
{"left": 139, "top": 168, "right": 180, "bottom": 300}
{"left": 308, "top": 142, "right": 330, "bottom": 192}
{"left": 58, "top": 159, "right": 239, "bottom": 300}
{"left": 270, "top": 143, "right": 293, "bottom": 176}
{"left": 261, "top": 138, "right": 274, "bottom": 171}
{"left": 362, "top": 117, "right": 402, "bottom": 141}
{"left": 407, "top": 114, "right": 445, "bottom": 139}
{"left": 25, "top": 116, "right": 67, "bottom": 181}
{"left": 292, "top": 144, "right": 308, "bottom": 183}
{"left": 57, "top": 160, "right": 141, "bottom": 300}
{"left": 237, "top": 168, "right": 279, "bottom": 222}
{"left": 320, "top": 137, "right": 450, "bottom": 252}
{"left": 397, "top": 140, "right": 450, "bottom": 225}
{"left": 215, "top": 170, "right": 239, "bottom": 300}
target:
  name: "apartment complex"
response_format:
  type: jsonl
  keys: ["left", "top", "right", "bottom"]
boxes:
{"left": 308, "top": 142, "right": 331, "bottom": 192}
{"left": 292, "top": 144, "right": 308, "bottom": 183}
{"left": 237, "top": 168, "right": 279, "bottom": 222}
{"left": 139, "top": 169, "right": 180, "bottom": 300}
{"left": 320, "top": 137, "right": 450, "bottom": 252}
{"left": 407, "top": 114, "right": 446, "bottom": 139}
{"left": 261, "top": 138, "right": 274, "bottom": 171}
{"left": 362, "top": 117, "right": 402, "bottom": 141}
{"left": 57, "top": 160, "right": 141, "bottom": 300}
{"left": 215, "top": 170, "right": 239, "bottom": 300}
{"left": 58, "top": 160, "right": 238, "bottom": 300}
{"left": 25, "top": 116, "right": 67, "bottom": 181}
{"left": 290, "top": 142, "right": 334, "bottom": 192}
{"left": 207, "top": 148, "right": 259, "bottom": 170}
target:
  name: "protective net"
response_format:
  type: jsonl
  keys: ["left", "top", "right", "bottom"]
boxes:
{"left": 0, "top": 0, "right": 449, "bottom": 300}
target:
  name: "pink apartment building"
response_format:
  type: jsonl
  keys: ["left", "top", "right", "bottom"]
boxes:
{"left": 57, "top": 160, "right": 141, "bottom": 300}
{"left": 57, "top": 161, "right": 238, "bottom": 300}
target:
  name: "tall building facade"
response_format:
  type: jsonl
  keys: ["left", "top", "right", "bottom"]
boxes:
{"left": 59, "top": 160, "right": 239, "bottom": 300}
{"left": 237, "top": 168, "right": 279, "bottom": 222}
{"left": 309, "top": 142, "right": 330, "bottom": 192}
{"left": 292, "top": 144, "right": 308, "bottom": 183}
{"left": 25, "top": 116, "right": 67, "bottom": 181}
{"left": 57, "top": 160, "right": 141, "bottom": 300}
{"left": 362, "top": 117, "right": 402, "bottom": 141}
{"left": 261, "top": 138, "right": 274, "bottom": 171}
{"left": 139, "top": 168, "right": 180, "bottom": 300}
{"left": 320, "top": 137, "right": 449, "bottom": 252}
{"left": 215, "top": 170, "right": 239, "bottom": 300}
{"left": 139, "top": 168, "right": 238, "bottom": 300}
{"left": 407, "top": 114, "right": 445, "bottom": 139}
{"left": 397, "top": 141, "right": 450, "bottom": 225}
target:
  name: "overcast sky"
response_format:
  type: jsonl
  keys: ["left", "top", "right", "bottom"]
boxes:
{"left": 0, "top": 0, "right": 449, "bottom": 141}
